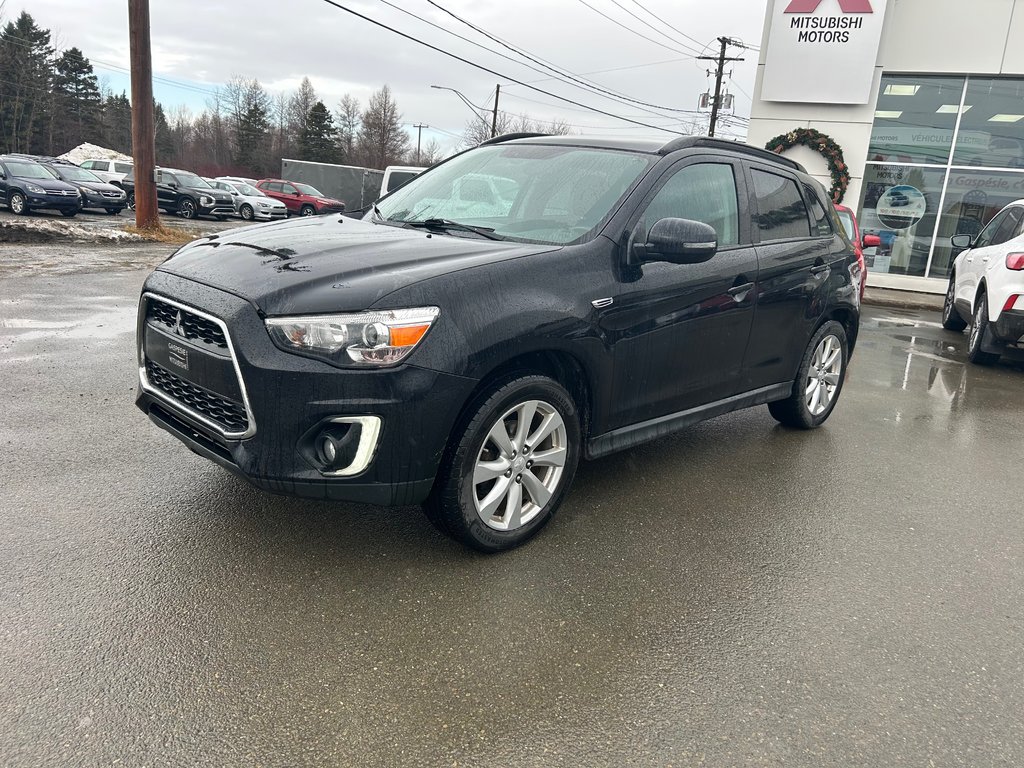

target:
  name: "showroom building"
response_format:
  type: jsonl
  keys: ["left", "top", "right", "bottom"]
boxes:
{"left": 746, "top": 0, "right": 1024, "bottom": 292}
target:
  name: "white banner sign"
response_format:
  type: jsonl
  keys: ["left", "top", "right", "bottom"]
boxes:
{"left": 762, "top": 0, "right": 889, "bottom": 104}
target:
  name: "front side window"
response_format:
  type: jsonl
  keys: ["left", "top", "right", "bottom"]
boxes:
{"left": 751, "top": 169, "right": 811, "bottom": 241}
{"left": 639, "top": 162, "right": 740, "bottom": 247}
{"left": 973, "top": 210, "right": 1008, "bottom": 249}
{"left": 376, "top": 144, "right": 653, "bottom": 245}
{"left": 281, "top": 183, "right": 298, "bottom": 195}
{"left": 115, "top": 163, "right": 132, "bottom": 174}
{"left": 992, "top": 207, "right": 1024, "bottom": 246}
{"left": 294, "top": 183, "right": 324, "bottom": 197}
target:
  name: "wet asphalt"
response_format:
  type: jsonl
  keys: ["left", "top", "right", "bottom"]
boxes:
{"left": 2, "top": 253, "right": 1024, "bottom": 767}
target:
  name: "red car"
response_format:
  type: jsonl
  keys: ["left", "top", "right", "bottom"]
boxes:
{"left": 255, "top": 178, "right": 345, "bottom": 217}
{"left": 834, "top": 204, "right": 880, "bottom": 300}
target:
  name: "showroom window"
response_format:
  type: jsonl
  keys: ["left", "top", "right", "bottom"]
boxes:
{"left": 861, "top": 74, "right": 1024, "bottom": 280}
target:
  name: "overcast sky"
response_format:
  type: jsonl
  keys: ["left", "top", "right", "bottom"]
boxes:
{"left": 23, "top": 0, "right": 767, "bottom": 154}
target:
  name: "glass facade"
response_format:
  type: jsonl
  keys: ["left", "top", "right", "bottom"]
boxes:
{"left": 860, "top": 74, "right": 1024, "bottom": 279}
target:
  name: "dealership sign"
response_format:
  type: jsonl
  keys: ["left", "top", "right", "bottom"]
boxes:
{"left": 762, "top": 0, "right": 889, "bottom": 104}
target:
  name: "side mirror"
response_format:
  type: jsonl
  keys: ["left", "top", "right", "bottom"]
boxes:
{"left": 635, "top": 218, "right": 718, "bottom": 264}
{"left": 0, "top": 171, "right": 6, "bottom": 180}
{"left": 951, "top": 234, "right": 974, "bottom": 249}
{"left": 862, "top": 234, "right": 882, "bottom": 248}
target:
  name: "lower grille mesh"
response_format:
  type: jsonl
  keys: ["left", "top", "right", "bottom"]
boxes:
{"left": 145, "top": 360, "right": 248, "bottom": 433}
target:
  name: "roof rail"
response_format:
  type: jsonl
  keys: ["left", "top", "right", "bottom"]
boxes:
{"left": 479, "top": 132, "right": 550, "bottom": 146}
{"left": 658, "top": 135, "right": 806, "bottom": 173}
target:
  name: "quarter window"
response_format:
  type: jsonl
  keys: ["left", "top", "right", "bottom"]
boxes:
{"left": 115, "top": 163, "right": 132, "bottom": 174}
{"left": 804, "top": 185, "right": 833, "bottom": 237}
{"left": 641, "top": 163, "right": 740, "bottom": 247}
{"left": 751, "top": 169, "right": 812, "bottom": 241}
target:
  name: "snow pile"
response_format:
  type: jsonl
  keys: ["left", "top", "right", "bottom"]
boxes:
{"left": 0, "top": 218, "right": 144, "bottom": 244}
{"left": 58, "top": 143, "right": 133, "bottom": 166}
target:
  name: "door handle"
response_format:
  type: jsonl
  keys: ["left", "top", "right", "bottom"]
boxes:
{"left": 728, "top": 282, "right": 754, "bottom": 300}
{"left": 966, "top": 256, "right": 974, "bottom": 263}
{"left": 982, "top": 257, "right": 990, "bottom": 263}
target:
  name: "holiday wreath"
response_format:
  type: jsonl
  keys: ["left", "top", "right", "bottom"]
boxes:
{"left": 765, "top": 128, "right": 850, "bottom": 204}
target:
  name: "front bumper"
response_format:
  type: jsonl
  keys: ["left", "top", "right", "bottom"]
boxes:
{"left": 254, "top": 207, "right": 288, "bottom": 220}
{"left": 135, "top": 272, "right": 476, "bottom": 506}
{"left": 27, "top": 192, "right": 81, "bottom": 211}
{"left": 198, "top": 203, "right": 235, "bottom": 218}
{"left": 316, "top": 204, "right": 346, "bottom": 215}
{"left": 82, "top": 194, "right": 127, "bottom": 211}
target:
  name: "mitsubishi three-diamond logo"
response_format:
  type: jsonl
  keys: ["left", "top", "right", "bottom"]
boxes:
{"left": 785, "top": 0, "right": 873, "bottom": 11}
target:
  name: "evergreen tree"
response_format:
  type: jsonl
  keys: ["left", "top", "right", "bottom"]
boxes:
{"left": 356, "top": 85, "right": 410, "bottom": 170}
{"left": 0, "top": 12, "right": 55, "bottom": 153}
{"left": 52, "top": 47, "right": 102, "bottom": 150}
{"left": 299, "top": 101, "right": 338, "bottom": 163}
{"left": 154, "top": 102, "right": 174, "bottom": 162}
{"left": 101, "top": 92, "right": 133, "bottom": 154}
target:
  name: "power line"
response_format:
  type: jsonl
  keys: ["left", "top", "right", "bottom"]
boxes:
{"left": 520, "top": 56, "right": 692, "bottom": 84}
{"left": 626, "top": 0, "right": 711, "bottom": 52}
{"left": 499, "top": 89, "right": 702, "bottom": 120}
{"left": 423, "top": 0, "right": 698, "bottom": 117}
{"left": 573, "top": 0, "right": 698, "bottom": 57}
{"left": 604, "top": 0, "right": 705, "bottom": 55}
{"left": 318, "top": 0, "right": 684, "bottom": 135}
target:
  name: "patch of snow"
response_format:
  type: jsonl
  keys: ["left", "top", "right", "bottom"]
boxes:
{"left": 58, "top": 143, "right": 133, "bottom": 166}
{"left": 0, "top": 218, "right": 143, "bottom": 243}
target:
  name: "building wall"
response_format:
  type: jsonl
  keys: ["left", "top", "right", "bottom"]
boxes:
{"left": 748, "top": 0, "right": 1023, "bottom": 259}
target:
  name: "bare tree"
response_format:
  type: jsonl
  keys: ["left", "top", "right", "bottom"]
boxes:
{"left": 335, "top": 93, "right": 360, "bottom": 164}
{"left": 462, "top": 111, "right": 575, "bottom": 148}
{"left": 356, "top": 85, "right": 410, "bottom": 169}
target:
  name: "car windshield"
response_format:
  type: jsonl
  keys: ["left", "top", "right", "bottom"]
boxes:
{"left": 176, "top": 171, "right": 210, "bottom": 188}
{"left": 294, "top": 182, "right": 324, "bottom": 197}
{"left": 374, "top": 144, "right": 654, "bottom": 245}
{"left": 235, "top": 183, "right": 264, "bottom": 196}
{"left": 56, "top": 166, "right": 102, "bottom": 182}
{"left": 836, "top": 209, "right": 856, "bottom": 241}
{"left": 6, "top": 161, "right": 56, "bottom": 180}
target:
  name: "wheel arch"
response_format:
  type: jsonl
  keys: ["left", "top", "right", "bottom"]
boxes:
{"left": 823, "top": 306, "right": 859, "bottom": 355}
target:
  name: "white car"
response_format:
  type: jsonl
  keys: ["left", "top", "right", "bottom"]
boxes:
{"left": 379, "top": 165, "right": 425, "bottom": 198}
{"left": 217, "top": 175, "right": 259, "bottom": 187}
{"left": 207, "top": 178, "right": 288, "bottom": 222}
{"left": 943, "top": 200, "right": 1024, "bottom": 365}
{"left": 79, "top": 158, "right": 133, "bottom": 186}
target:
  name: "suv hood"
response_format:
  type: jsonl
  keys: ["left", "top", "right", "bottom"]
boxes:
{"left": 16, "top": 175, "right": 78, "bottom": 193}
{"left": 76, "top": 180, "right": 123, "bottom": 194}
{"left": 158, "top": 214, "right": 558, "bottom": 314}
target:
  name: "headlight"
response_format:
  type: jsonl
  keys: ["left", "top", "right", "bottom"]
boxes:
{"left": 79, "top": 186, "right": 96, "bottom": 197}
{"left": 26, "top": 183, "right": 45, "bottom": 194}
{"left": 199, "top": 195, "right": 213, "bottom": 205}
{"left": 266, "top": 307, "right": 440, "bottom": 367}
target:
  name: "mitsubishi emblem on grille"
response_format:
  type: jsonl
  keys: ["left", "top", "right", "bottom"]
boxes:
{"left": 173, "top": 310, "right": 185, "bottom": 337}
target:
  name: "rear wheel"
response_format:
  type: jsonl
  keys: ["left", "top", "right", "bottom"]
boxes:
{"left": 425, "top": 375, "right": 581, "bottom": 552}
{"left": 941, "top": 273, "right": 968, "bottom": 331}
{"left": 768, "top": 321, "right": 848, "bottom": 429}
{"left": 299, "top": 204, "right": 316, "bottom": 217}
{"left": 967, "top": 292, "right": 1001, "bottom": 366}
{"left": 9, "top": 191, "right": 27, "bottom": 215}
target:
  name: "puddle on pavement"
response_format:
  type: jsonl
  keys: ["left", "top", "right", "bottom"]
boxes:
{"left": 0, "top": 303, "right": 136, "bottom": 346}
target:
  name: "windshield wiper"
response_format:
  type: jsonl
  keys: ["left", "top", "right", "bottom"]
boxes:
{"left": 397, "top": 218, "right": 504, "bottom": 241}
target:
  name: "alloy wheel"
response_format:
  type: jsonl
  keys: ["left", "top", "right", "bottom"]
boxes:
{"left": 970, "top": 299, "right": 985, "bottom": 349}
{"left": 943, "top": 280, "right": 955, "bottom": 321}
{"left": 10, "top": 193, "right": 25, "bottom": 214}
{"left": 472, "top": 399, "right": 568, "bottom": 532}
{"left": 805, "top": 334, "right": 843, "bottom": 417}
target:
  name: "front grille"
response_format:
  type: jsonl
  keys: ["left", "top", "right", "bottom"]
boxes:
{"left": 147, "top": 297, "right": 227, "bottom": 349}
{"left": 101, "top": 191, "right": 122, "bottom": 199}
{"left": 146, "top": 360, "right": 249, "bottom": 433}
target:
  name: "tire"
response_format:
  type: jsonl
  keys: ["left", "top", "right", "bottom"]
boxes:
{"left": 215, "top": 215, "right": 227, "bottom": 221}
{"left": 299, "top": 204, "right": 316, "bottom": 217}
{"left": 60, "top": 210, "right": 78, "bottom": 218}
{"left": 105, "top": 208, "right": 120, "bottom": 216}
{"left": 424, "top": 375, "right": 581, "bottom": 553}
{"left": 768, "top": 320, "right": 849, "bottom": 429}
{"left": 127, "top": 192, "right": 135, "bottom": 210}
{"left": 178, "top": 198, "right": 197, "bottom": 219}
{"left": 941, "top": 273, "right": 968, "bottom": 331}
{"left": 967, "top": 292, "right": 1001, "bottom": 366}
{"left": 240, "top": 204, "right": 254, "bottom": 221}
{"left": 9, "top": 191, "right": 27, "bottom": 215}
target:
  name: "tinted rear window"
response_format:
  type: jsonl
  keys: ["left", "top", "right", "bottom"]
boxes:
{"left": 751, "top": 169, "right": 812, "bottom": 241}
{"left": 386, "top": 171, "right": 419, "bottom": 193}
{"left": 115, "top": 163, "right": 132, "bottom": 174}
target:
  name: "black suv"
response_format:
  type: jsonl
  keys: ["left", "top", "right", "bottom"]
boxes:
{"left": 41, "top": 159, "right": 128, "bottom": 215}
{"left": 122, "top": 166, "right": 233, "bottom": 220}
{"left": 0, "top": 155, "right": 82, "bottom": 216}
{"left": 136, "top": 135, "right": 861, "bottom": 552}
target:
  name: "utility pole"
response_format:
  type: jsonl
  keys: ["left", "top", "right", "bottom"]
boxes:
{"left": 698, "top": 37, "right": 744, "bottom": 138}
{"left": 413, "top": 123, "right": 428, "bottom": 164}
{"left": 490, "top": 84, "right": 501, "bottom": 138}
{"left": 128, "top": 0, "right": 158, "bottom": 229}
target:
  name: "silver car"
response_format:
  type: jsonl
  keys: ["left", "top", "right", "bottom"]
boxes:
{"left": 207, "top": 178, "right": 288, "bottom": 221}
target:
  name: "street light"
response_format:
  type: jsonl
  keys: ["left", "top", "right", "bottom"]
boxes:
{"left": 430, "top": 85, "right": 490, "bottom": 130}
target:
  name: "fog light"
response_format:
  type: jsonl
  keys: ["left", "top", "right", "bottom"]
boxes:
{"left": 300, "top": 416, "right": 383, "bottom": 477}
{"left": 322, "top": 437, "right": 337, "bottom": 463}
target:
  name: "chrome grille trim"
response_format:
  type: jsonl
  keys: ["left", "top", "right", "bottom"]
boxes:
{"left": 138, "top": 292, "right": 257, "bottom": 440}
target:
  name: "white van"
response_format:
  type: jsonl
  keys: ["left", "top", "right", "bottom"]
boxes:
{"left": 379, "top": 165, "right": 425, "bottom": 198}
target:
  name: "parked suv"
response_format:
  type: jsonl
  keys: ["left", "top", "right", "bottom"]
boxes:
{"left": 43, "top": 160, "right": 127, "bottom": 215}
{"left": 136, "top": 135, "right": 860, "bottom": 552}
{"left": 943, "top": 200, "right": 1024, "bottom": 364}
{"left": 256, "top": 178, "right": 345, "bottom": 216}
{"left": 79, "top": 158, "right": 134, "bottom": 186}
{"left": 0, "top": 155, "right": 82, "bottom": 216}
{"left": 122, "top": 167, "right": 234, "bottom": 220}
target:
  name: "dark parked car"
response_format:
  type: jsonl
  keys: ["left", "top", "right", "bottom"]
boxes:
{"left": 122, "top": 167, "right": 234, "bottom": 220}
{"left": 136, "top": 135, "right": 860, "bottom": 552}
{"left": 0, "top": 155, "right": 82, "bottom": 216}
{"left": 256, "top": 178, "right": 346, "bottom": 216}
{"left": 43, "top": 161, "right": 127, "bottom": 215}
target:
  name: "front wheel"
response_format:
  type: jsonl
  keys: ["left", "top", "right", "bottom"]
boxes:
{"left": 967, "top": 293, "right": 1001, "bottom": 366}
{"left": 768, "top": 321, "right": 849, "bottom": 429}
{"left": 941, "top": 273, "right": 968, "bottom": 331}
{"left": 9, "top": 191, "right": 27, "bottom": 215}
{"left": 425, "top": 375, "right": 581, "bottom": 552}
{"left": 240, "top": 204, "right": 254, "bottom": 221}
{"left": 105, "top": 208, "right": 120, "bottom": 216}
{"left": 178, "top": 198, "right": 197, "bottom": 219}
{"left": 127, "top": 192, "right": 135, "bottom": 210}
{"left": 299, "top": 204, "right": 316, "bottom": 217}
{"left": 61, "top": 210, "right": 78, "bottom": 218}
